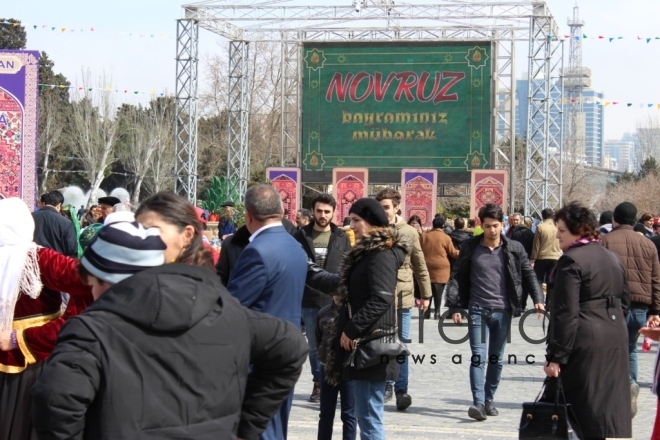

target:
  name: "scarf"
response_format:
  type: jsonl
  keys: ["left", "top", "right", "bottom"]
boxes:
{"left": 549, "top": 238, "right": 600, "bottom": 283}
{"left": 568, "top": 237, "right": 600, "bottom": 249}
{"left": 0, "top": 198, "right": 42, "bottom": 331}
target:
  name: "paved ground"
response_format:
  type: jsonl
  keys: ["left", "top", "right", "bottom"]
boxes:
{"left": 288, "top": 307, "right": 656, "bottom": 439}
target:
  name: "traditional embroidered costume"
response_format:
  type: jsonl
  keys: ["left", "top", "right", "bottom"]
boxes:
{"left": 0, "top": 197, "right": 92, "bottom": 440}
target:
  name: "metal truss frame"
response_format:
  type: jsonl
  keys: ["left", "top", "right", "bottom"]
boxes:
{"left": 280, "top": 34, "right": 301, "bottom": 167}
{"left": 174, "top": 18, "right": 199, "bottom": 203}
{"left": 226, "top": 40, "right": 251, "bottom": 200}
{"left": 176, "top": 0, "right": 562, "bottom": 211}
{"left": 524, "top": 6, "right": 564, "bottom": 217}
{"left": 491, "top": 33, "right": 517, "bottom": 214}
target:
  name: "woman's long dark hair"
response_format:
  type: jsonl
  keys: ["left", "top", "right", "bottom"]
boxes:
{"left": 136, "top": 192, "right": 214, "bottom": 270}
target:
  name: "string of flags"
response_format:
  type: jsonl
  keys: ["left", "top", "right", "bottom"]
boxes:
{"left": 39, "top": 82, "right": 660, "bottom": 107}
{"left": 0, "top": 20, "right": 174, "bottom": 39}
{"left": 5, "top": 20, "right": 660, "bottom": 44}
{"left": 39, "top": 83, "right": 174, "bottom": 97}
{"left": 550, "top": 34, "right": 660, "bottom": 43}
{"left": 537, "top": 96, "right": 660, "bottom": 109}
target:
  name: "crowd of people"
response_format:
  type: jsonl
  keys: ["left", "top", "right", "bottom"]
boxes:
{"left": 2, "top": 185, "right": 660, "bottom": 439}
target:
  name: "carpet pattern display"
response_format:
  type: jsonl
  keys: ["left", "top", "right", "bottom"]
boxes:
{"left": 0, "top": 50, "right": 39, "bottom": 206}
{"left": 332, "top": 168, "right": 368, "bottom": 225}
{"left": 400, "top": 169, "right": 437, "bottom": 229}
{"left": 470, "top": 170, "right": 508, "bottom": 220}
{"left": 266, "top": 167, "right": 301, "bottom": 223}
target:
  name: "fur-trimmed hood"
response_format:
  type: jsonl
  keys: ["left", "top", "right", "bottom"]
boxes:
{"left": 337, "top": 227, "right": 411, "bottom": 301}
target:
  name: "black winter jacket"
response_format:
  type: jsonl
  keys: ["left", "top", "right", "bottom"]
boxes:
{"left": 507, "top": 226, "right": 535, "bottom": 257}
{"left": 215, "top": 225, "right": 251, "bottom": 286}
{"left": 445, "top": 235, "right": 543, "bottom": 315}
{"left": 294, "top": 223, "right": 351, "bottom": 308}
{"left": 32, "top": 264, "right": 308, "bottom": 440}
{"left": 306, "top": 229, "right": 409, "bottom": 384}
{"left": 32, "top": 206, "right": 78, "bottom": 257}
{"left": 449, "top": 229, "right": 472, "bottom": 250}
{"left": 448, "top": 229, "right": 472, "bottom": 276}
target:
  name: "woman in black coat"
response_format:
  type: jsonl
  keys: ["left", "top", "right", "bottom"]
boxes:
{"left": 544, "top": 202, "right": 631, "bottom": 439}
{"left": 308, "top": 198, "right": 409, "bottom": 440}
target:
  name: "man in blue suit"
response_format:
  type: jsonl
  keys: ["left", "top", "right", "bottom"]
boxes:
{"left": 228, "top": 184, "right": 308, "bottom": 440}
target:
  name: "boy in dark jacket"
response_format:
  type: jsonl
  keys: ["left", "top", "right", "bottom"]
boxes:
{"left": 315, "top": 296, "right": 357, "bottom": 440}
{"left": 32, "top": 221, "right": 308, "bottom": 440}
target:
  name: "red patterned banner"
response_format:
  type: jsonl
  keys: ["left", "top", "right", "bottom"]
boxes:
{"left": 332, "top": 168, "right": 368, "bottom": 225}
{"left": 400, "top": 169, "right": 437, "bottom": 229}
{"left": 470, "top": 170, "right": 508, "bottom": 220}
{"left": 0, "top": 50, "right": 39, "bottom": 206}
{"left": 266, "top": 167, "right": 301, "bottom": 223}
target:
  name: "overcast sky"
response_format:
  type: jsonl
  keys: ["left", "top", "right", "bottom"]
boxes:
{"left": 3, "top": 0, "right": 658, "bottom": 140}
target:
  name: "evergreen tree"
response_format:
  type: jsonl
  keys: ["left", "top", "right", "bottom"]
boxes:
{"left": 0, "top": 19, "right": 27, "bottom": 49}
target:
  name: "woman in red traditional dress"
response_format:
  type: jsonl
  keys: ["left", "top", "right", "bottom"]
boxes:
{"left": 0, "top": 197, "right": 92, "bottom": 440}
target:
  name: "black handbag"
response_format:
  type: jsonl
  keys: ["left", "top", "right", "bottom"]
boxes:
{"left": 519, "top": 377, "right": 583, "bottom": 439}
{"left": 344, "top": 292, "right": 410, "bottom": 370}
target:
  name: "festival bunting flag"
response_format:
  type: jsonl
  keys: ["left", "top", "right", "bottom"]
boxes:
{"left": 4, "top": 19, "right": 660, "bottom": 44}
{"left": 0, "top": 20, "right": 174, "bottom": 39}
{"left": 38, "top": 83, "right": 173, "bottom": 97}
{"left": 554, "top": 96, "right": 660, "bottom": 109}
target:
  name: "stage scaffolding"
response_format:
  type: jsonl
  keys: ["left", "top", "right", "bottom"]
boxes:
{"left": 175, "top": 0, "right": 563, "bottom": 217}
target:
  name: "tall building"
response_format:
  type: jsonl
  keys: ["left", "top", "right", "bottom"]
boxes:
{"left": 582, "top": 88, "right": 605, "bottom": 167}
{"left": 604, "top": 139, "right": 634, "bottom": 172}
{"left": 512, "top": 77, "right": 604, "bottom": 167}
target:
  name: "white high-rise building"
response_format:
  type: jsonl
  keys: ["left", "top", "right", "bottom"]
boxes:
{"left": 604, "top": 140, "right": 634, "bottom": 173}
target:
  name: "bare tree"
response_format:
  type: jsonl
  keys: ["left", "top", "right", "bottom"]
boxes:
{"left": 198, "top": 39, "right": 283, "bottom": 183}
{"left": 69, "top": 72, "right": 119, "bottom": 208}
{"left": 37, "top": 92, "right": 64, "bottom": 195}
{"left": 634, "top": 114, "right": 660, "bottom": 168}
{"left": 143, "top": 140, "right": 175, "bottom": 196}
{"left": 560, "top": 121, "right": 608, "bottom": 208}
{"left": 119, "top": 98, "right": 175, "bottom": 203}
{"left": 599, "top": 158, "right": 660, "bottom": 214}
{"left": 143, "top": 99, "right": 176, "bottom": 198}
{"left": 601, "top": 175, "right": 660, "bottom": 214}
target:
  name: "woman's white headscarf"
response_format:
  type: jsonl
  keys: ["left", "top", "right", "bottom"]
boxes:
{"left": 0, "top": 198, "right": 42, "bottom": 331}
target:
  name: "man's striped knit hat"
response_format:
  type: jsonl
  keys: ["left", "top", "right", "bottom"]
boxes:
{"left": 81, "top": 221, "right": 166, "bottom": 284}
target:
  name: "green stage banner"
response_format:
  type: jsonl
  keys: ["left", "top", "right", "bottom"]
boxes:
{"left": 301, "top": 42, "right": 492, "bottom": 183}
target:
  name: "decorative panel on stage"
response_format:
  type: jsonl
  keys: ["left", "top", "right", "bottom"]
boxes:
{"left": 0, "top": 50, "right": 39, "bottom": 206}
{"left": 470, "top": 170, "right": 508, "bottom": 220}
{"left": 400, "top": 169, "right": 437, "bottom": 229}
{"left": 266, "top": 167, "right": 301, "bottom": 223}
{"left": 332, "top": 168, "right": 368, "bottom": 225}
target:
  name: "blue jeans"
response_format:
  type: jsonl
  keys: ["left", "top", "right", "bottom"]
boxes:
{"left": 627, "top": 306, "right": 647, "bottom": 384}
{"left": 388, "top": 308, "right": 411, "bottom": 393}
{"left": 467, "top": 304, "right": 510, "bottom": 406}
{"left": 319, "top": 371, "right": 357, "bottom": 440}
{"left": 302, "top": 307, "right": 322, "bottom": 383}
{"left": 353, "top": 380, "right": 385, "bottom": 440}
